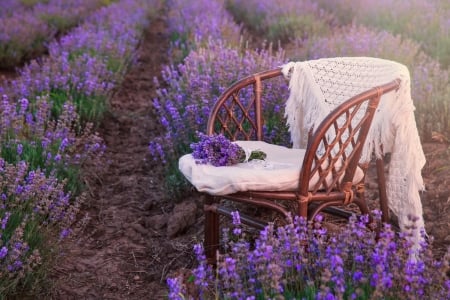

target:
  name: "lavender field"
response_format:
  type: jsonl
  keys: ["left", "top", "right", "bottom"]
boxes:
{"left": 0, "top": 0, "right": 449, "bottom": 299}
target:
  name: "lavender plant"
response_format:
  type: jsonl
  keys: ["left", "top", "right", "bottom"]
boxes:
{"left": 9, "top": 52, "right": 112, "bottom": 123}
{"left": 36, "top": 0, "right": 105, "bottom": 33}
{"left": 0, "top": 95, "right": 105, "bottom": 295}
{"left": 0, "top": 0, "right": 105, "bottom": 69}
{"left": 2, "top": 0, "right": 153, "bottom": 124}
{"left": 166, "top": 0, "right": 241, "bottom": 62}
{"left": 49, "top": 0, "right": 150, "bottom": 80}
{"left": 0, "top": 11, "right": 50, "bottom": 69}
{"left": 226, "top": 0, "right": 331, "bottom": 43}
{"left": 315, "top": 0, "right": 450, "bottom": 68}
{"left": 0, "top": 158, "right": 82, "bottom": 296}
{"left": 1, "top": 95, "right": 106, "bottom": 194}
{"left": 0, "top": 0, "right": 31, "bottom": 16}
{"left": 168, "top": 213, "right": 450, "bottom": 299}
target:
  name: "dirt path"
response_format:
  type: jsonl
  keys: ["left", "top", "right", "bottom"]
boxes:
{"left": 48, "top": 15, "right": 200, "bottom": 299}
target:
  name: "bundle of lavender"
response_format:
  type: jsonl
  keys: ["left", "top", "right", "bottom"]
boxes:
{"left": 190, "top": 132, "right": 266, "bottom": 167}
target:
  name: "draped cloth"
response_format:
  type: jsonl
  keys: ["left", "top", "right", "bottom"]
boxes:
{"left": 281, "top": 57, "right": 426, "bottom": 248}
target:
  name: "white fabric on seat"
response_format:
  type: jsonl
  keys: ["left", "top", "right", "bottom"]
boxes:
{"left": 179, "top": 140, "right": 364, "bottom": 196}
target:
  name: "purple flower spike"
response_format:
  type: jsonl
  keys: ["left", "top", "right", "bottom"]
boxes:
{"left": 0, "top": 247, "right": 8, "bottom": 259}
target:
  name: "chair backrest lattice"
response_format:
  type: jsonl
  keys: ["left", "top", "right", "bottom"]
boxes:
{"left": 207, "top": 68, "right": 285, "bottom": 141}
{"left": 213, "top": 86, "right": 259, "bottom": 141}
{"left": 307, "top": 103, "right": 369, "bottom": 194}
{"left": 299, "top": 80, "right": 400, "bottom": 196}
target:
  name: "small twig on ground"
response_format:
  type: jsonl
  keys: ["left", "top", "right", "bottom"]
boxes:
{"left": 160, "top": 255, "right": 180, "bottom": 283}
{"left": 132, "top": 250, "right": 138, "bottom": 268}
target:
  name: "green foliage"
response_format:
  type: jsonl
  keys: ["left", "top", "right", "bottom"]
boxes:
{"left": 48, "top": 89, "right": 107, "bottom": 125}
{"left": 0, "top": 22, "right": 49, "bottom": 70}
{"left": 71, "top": 93, "right": 107, "bottom": 125}
{"left": 19, "top": 0, "right": 49, "bottom": 9}
{"left": 0, "top": 137, "right": 83, "bottom": 197}
{"left": 99, "top": 0, "right": 119, "bottom": 6}
{"left": 226, "top": 0, "right": 331, "bottom": 43}
{"left": 165, "top": 167, "right": 194, "bottom": 201}
{"left": 267, "top": 14, "right": 330, "bottom": 44}
{"left": 39, "top": 14, "right": 74, "bottom": 32}
{"left": 1, "top": 141, "right": 46, "bottom": 170}
{"left": 0, "top": 217, "right": 57, "bottom": 299}
{"left": 226, "top": 0, "right": 266, "bottom": 33}
{"left": 55, "top": 164, "right": 84, "bottom": 196}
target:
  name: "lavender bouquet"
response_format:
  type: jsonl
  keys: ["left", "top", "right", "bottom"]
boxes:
{"left": 190, "top": 132, "right": 266, "bottom": 167}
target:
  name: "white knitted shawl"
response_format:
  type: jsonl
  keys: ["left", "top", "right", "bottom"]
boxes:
{"left": 281, "top": 57, "right": 426, "bottom": 248}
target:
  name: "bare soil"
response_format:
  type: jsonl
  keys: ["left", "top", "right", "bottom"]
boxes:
{"left": 37, "top": 13, "right": 449, "bottom": 300}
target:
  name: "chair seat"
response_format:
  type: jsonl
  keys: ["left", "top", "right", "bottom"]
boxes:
{"left": 179, "top": 141, "right": 364, "bottom": 196}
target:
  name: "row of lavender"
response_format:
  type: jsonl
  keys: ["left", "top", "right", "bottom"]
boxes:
{"left": 315, "top": 0, "right": 450, "bottom": 68}
{"left": 227, "top": 0, "right": 450, "bottom": 141}
{"left": 152, "top": 0, "right": 450, "bottom": 298}
{"left": 169, "top": 215, "right": 449, "bottom": 299}
{"left": 0, "top": 0, "right": 157, "bottom": 296}
{"left": 150, "top": 0, "right": 290, "bottom": 197}
{"left": 0, "top": 0, "right": 109, "bottom": 69}
{"left": 226, "top": 0, "right": 332, "bottom": 43}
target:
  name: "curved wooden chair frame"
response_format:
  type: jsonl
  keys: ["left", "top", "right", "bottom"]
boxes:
{"left": 203, "top": 67, "right": 400, "bottom": 264}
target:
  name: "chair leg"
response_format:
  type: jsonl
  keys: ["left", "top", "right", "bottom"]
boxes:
{"left": 376, "top": 158, "right": 390, "bottom": 223}
{"left": 204, "top": 195, "right": 219, "bottom": 265}
{"left": 298, "top": 196, "right": 308, "bottom": 219}
{"left": 354, "top": 183, "right": 370, "bottom": 216}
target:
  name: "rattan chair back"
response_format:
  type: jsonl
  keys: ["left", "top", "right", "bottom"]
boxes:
{"left": 202, "top": 67, "right": 400, "bottom": 264}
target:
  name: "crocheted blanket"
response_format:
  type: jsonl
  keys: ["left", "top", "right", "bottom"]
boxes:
{"left": 281, "top": 57, "right": 426, "bottom": 248}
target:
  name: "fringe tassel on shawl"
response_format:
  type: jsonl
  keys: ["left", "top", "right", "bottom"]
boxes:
{"left": 282, "top": 62, "right": 330, "bottom": 148}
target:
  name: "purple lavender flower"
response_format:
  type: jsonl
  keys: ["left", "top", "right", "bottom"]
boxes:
{"left": 231, "top": 211, "right": 242, "bottom": 236}
{"left": 59, "top": 228, "right": 71, "bottom": 240}
{"left": 231, "top": 211, "right": 241, "bottom": 226}
{"left": 16, "top": 144, "right": 23, "bottom": 156}
{"left": 0, "top": 247, "right": 7, "bottom": 259}
{"left": 192, "top": 243, "right": 212, "bottom": 295}
{"left": 7, "top": 260, "right": 23, "bottom": 272}
{"left": 190, "top": 132, "right": 266, "bottom": 167}
{"left": 1, "top": 212, "right": 11, "bottom": 230}
{"left": 167, "top": 277, "right": 185, "bottom": 300}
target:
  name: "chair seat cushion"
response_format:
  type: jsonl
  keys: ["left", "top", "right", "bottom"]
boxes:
{"left": 179, "top": 141, "right": 364, "bottom": 196}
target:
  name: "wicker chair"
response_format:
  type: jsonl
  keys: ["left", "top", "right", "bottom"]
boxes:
{"left": 195, "top": 67, "right": 400, "bottom": 264}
